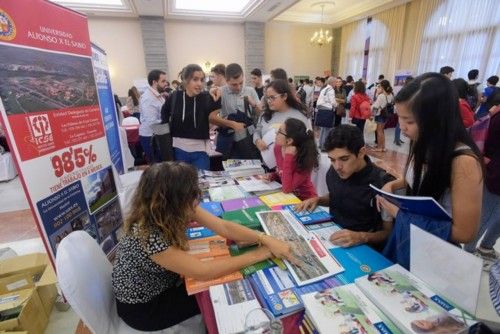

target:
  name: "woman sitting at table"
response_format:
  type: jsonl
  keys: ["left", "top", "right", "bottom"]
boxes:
{"left": 267, "top": 118, "right": 318, "bottom": 200}
{"left": 112, "top": 162, "right": 293, "bottom": 332}
{"left": 126, "top": 86, "right": 141, "bottom": 120}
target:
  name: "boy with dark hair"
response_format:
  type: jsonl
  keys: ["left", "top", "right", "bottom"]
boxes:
{"left": 250, "top": 68, "right": 264, "bottom": 100}
{"left": 296, "top": 124, "right": 394, "bottom": 248}
{"left": 439, "top": 66, "right": 454, "bottom": 79}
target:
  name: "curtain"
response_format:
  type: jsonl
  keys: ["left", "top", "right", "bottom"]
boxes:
{"left": 367, "top": 5, "right": 407, "bottom": 85}
{"left": 417, "top": 0, "right": 500, "bottom": 80}
{"left": 339, "top": 20, "right": 367, "bottom": 80}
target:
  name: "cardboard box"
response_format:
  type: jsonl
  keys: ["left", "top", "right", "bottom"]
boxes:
{"left": 0, "top": 288, "right": 48, "bottom": 334}
{"left": 0, "top": 254, "right": 58, "bottom": 317}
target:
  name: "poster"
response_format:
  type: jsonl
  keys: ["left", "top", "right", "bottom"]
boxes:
{"left": 0, "top": 0, "right": 123, "bottom": 261}
{"left": 91, "top": 43, "right": 124, "bottom": 175}
{"left": 393, "top": 69, "right": 413, "bottom": 95}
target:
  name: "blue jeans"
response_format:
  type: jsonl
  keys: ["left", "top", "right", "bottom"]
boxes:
{"left": 394, "top": 122, "right": 401, "bottom": 142}
{"left": 140, "top": 135, "right": 161, "bottom": 164}
{"left": 174, "top": 148, "right": 210, "bottom": 170}
{"left": 464, "top": 186, "right": 500, "bottom": 252}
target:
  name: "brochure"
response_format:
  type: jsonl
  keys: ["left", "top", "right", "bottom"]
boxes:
{"left": 187, "top": 236, "right": 229, "bottom": 259}
{"left": 186, "top": 270, "right": 243, "bottom": 296}
{"left": 281, "top": 205, "right": 332, "bottom": 225}
{"left": 355, "top": 264, "right": 475, "bottom": 334}
{"left": 259, "top": 192, "right": 301, "bottom": 207}
{"left": 209, "top": 279, "right": 265, "bottom": 334}
{"left": 223, "top": 159, "right": 263, "bottom": 171}
{"left": 229, "top": 245, "right": 275, "bottom": 276}
{"left": 221, "top": 196, "right": 265, "bottom": 212}
{"left": 186, "top": 226, "right": 216, "bottom": 240}
{"left": 256, "top": 210, "right": 344, "bottom": 286}
{"left": 369, "top": 184, "right": 451, "bottom": 221}
{"left": 209, "top": 185, "right": 248, "bottom": 202}
{"left": 222, "top": 205, "right": 268, "bottom": 230}
{"left": 302, "top": 284, "right": 401, "bottom": 334}
{"left": 306, "top": 222, "right": 341, "bottom": 250}
{"left": 200, "top": 201, "right": 224, "bottom": 217}
{"left": 235, "top": 175, "right": 282, "bottom": 193}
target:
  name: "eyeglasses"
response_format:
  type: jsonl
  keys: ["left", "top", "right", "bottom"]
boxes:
{"left": 277, "top": 130, "right": 288, "bottom": 137}
{"left": 266, "top": 94, "right": 283, "bottom": 101}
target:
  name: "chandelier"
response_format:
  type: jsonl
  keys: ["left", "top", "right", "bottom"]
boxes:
{"left": 310, "top": 2, "right": 334, "bottom": 47}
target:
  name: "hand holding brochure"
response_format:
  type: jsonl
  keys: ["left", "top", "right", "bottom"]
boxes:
{"left": 369, "top": 184, "right": 451, "bottom": 221}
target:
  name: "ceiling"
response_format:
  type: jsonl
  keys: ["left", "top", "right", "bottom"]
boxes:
{"left": 50, "top": 0, "right": 411, "bottom": 25}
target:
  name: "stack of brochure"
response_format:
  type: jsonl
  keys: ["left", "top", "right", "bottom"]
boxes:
{"left": 222, "top": 159, "right": 265, "bottom": 178}
{"left": 235, "top": 175, "right": 282, "bottom": 193}
{"left": 209, "top": 185, "right": 248, "bottom": 202}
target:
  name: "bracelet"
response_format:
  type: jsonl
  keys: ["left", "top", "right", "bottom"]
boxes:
{"left": 257, "top": 232, "right": 267, "bottom": 246}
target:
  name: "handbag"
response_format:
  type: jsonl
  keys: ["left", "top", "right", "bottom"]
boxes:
{"left": 314, "top": 107, "right": 334, "bottom": 128}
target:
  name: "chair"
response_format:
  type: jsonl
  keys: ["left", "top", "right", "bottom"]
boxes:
{"left": 56, "top": 231, "right": 204, "bottom": 333}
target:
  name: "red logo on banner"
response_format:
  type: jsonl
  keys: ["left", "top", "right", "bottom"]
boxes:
{"left": 0, "top": 8, "right": 16, "bottom": 41}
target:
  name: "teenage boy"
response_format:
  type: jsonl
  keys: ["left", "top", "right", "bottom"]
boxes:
{"left": 296, "top": 125, "right": 394, "bottom": 248}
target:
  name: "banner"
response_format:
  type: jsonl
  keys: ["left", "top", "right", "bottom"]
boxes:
{"left": 91, "top": 43, "right": 124, "bottom": 174}
{"left": 0, "top": 0, "right": 123, "bottom": 262}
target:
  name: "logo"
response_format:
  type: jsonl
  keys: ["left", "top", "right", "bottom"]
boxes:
{"left": 360, "top": 264, "right": 371, "bottom": 273}
{"left": 28, "top": 114, "right": 54, "bottom": 146}
{"left": 0, "top": 8, "right": 16, "bottom": 41}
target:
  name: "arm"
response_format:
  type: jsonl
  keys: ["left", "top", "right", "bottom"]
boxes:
{"left": 209, "top": 110, "right": 245, "bottom": 130}
{"left": 194, "top": 206, "right": 295, "bottom": 262}
{"left": 151, "top": 245, "right": 271, "bottom": 281}
{"left": 449, "top": 155, "right": 483, "bottom": 243}
{"left": 294, "top": 193, "right": 329, "bottom": 212}
{"left": 329, "top": 220, "right": 393, "bottom": 247}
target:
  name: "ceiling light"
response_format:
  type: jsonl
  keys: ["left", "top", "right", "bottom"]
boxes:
{"left": 310, "top": 2, "right": 334, "bottom": 47}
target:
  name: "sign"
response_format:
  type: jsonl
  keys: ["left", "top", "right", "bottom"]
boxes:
{"left": 0, "top": 0, "right": 123, "bottom": 262}
{"left": 91, "top": 43, "right": 124, "bottom": 175}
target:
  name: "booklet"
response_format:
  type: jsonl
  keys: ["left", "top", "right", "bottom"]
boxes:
{"left": 259, "top": 192, "right": 301, "bottom": 207}
{"left": 186, "top": 269, "right": 243, "bottom": 295}
{"left": 200, "top": 201, "right": 224, "bottom": 217}
{"left": 256, "top": 210, "right": 344, "bottom": 286}
{"left": 187, "top": 236, "right": 229, "bottom": 259}
{"left": 222, "top": 205, "right": 268, "bottom": 230}
{"left": 235, "top": 175, "right": 282, "bottom": 193}
{"left": 302, "top": 284, "right": 401, "bottom": 334}
{"left": 369, "top": 184, "right": 451, "bottom": 221}
{"left": 282, "top": 204, "right": 332, "bottom": 225}
{"left": 221, "top": 196, "right": 265, "bottom": 212}
{"left": 355, "top": 264, "right": 475, "bottom": 334}
{"left": 209, "top": 185, "right": 248, "bottom": 202}
{"left": 209, "top": 279, "right": 266, "bottom": 334}
{"left": 249, "top": 266, "right": 342, "bottom": 317}
{"left": 223, "top": 159, "right": 263, "bottom": 171}
{"left": 229, "top": 245, "right": 275, "bottom": 277}
{"left": 186, "top": 225, "right": 216, "bottom": 240}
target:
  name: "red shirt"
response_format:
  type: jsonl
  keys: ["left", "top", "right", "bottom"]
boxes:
{"left": 273, "top": 144, "right": 317, "bottom": 200}
{"left": 459, "top": 98, "right": 474, "bottom": 128}
{"left": 350, "top": 93, "right": 371, "bottom": 120}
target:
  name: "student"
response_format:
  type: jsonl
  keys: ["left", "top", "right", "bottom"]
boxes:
{"left": 378, "top": 73, "right": 483, "bottom": 248}
{"left": 266, "top": 118, "right": 318, "bottom": 200}
{"left": 296, "top": 125, "right": 394, "bottom": 248}
{"left": 161, "top": 64, "right": 222, "bottom": 170}
{"left": 371, "top": 80, "right": 394, "bottom": 152}
{"left": 349, "top": 80, "right": 372, "bottom": 132}
{"left": 452, "top": 78, "right": 475, "bottom": 128}
{"left": 112, "top": 162, "right": 294, "bottom": 332}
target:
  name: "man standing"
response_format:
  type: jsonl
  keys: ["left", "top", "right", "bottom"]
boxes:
{"left": 139, "top": 69, "right": 171, "bottom": 163}
{"left": 439, "top": 66, "right": 454, "bottom": 80}
{"left": 317, "top": 76, "right": 337, "bottom": 150}
{"left": 210, "top": 63, "right": 261, "bottom": 159}
{"left": 296, "top": 125, "right": 394, "bottom": 249}
{"left": 250, "top": 68, "right": 265, "bottom": 100}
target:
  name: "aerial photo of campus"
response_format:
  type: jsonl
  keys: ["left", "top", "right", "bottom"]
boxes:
{"left": 0, "top": 44, "right": 98, "bottom": 114}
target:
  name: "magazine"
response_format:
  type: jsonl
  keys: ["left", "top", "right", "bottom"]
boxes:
{"left": 221, "top": 196, "right": 265, "bottom": 212}
{"left": 235, "top": 175, "right": 282, "bottom": 193}
{"left": 369, "top": 184, "right": 451, "bottom": 221}
{"left": 281, "top": 205, "right": 332, "bottom": 225}
{"left": 258, "top": 192, "right": 301, "bottom": 207}
{"left": 209, "top": 185, "right": 248, "bottom": 202}
{"left": 222, "top": 205, "right": 268, "bottom": 230}
{"left": 249, "top": 266, "right": 342, "bottom": 317}
{"left": 302, "top": 284, "right": 401, "bottom": 334}
{"left": 256, "top": 210, "right": 344, "bottom": 286}
{"left": 355, "top": 264, "right": 475, "bottom": 334}
{"left": 200, "top": 201, "right": 224, "bottom": 217}
{"left": 209, "top": 279, "right": 265, "bottom": 334}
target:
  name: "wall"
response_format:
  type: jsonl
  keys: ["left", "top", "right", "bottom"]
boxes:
{"left": 87, "top": 18, "right": 147, "bottom": 96}
{"left": 164, "top": 20, "right": 245, "bottom": 80}
{"left": 265, "top": 21, "right": 333, "bottom": 78}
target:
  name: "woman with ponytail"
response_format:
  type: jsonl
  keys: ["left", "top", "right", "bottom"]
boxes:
{"left": 267, "top": 118, "right": 319, "bottom": 200}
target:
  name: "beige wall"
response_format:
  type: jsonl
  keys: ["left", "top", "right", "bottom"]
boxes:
{"left": 164, "top": 20, "right": 245, "bottom": 80}
{"left": 266, "top": 22, "right": 333, "bottom": 78}
{"left": 87, "top": 18, "right": 147, "bottom": 96}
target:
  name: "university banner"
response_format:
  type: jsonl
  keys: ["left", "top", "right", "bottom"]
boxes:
{"left": 0, "top": 0, "right": 123, "bottom": 262}
{"left": 91, "top": 43, "right": 124, "bottom": 175}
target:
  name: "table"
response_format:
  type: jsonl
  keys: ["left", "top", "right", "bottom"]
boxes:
{"left": 195, "top": 291, "right": 303, "bottom": 334}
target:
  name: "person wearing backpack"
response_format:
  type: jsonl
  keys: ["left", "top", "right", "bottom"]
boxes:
{"left": 371, "top": 80, "right": 394, "bottom": 152}
{"left": 349, "top": 80, "right": 372, "bottom": 132}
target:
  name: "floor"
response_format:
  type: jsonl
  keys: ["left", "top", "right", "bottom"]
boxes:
{"left": 0, "top": 127, "right": 497, "bottom": 332}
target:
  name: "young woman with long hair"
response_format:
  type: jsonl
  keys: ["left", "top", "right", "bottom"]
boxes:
{"left": 126, "top": 86, "right": 140, "bottom": 119}
{"left": 371, "top": 80, "right": 394, "bottom": 152}
{"left": 112, "top": 162, "right": 294, "bottom": 331}
{"left": 378, "top": 73, "right": 483, "bottom": 245}
{"left": 349, "top": 80, "right": 372, "bottom": 132}
{"left": 268, "top": 118, "right": 319, "bottom": 200}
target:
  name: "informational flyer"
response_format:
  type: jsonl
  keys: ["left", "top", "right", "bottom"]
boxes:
{"left": 0, "top": 0, "right": 123, "bottom": 261}
{"left": 256, "top": 210, "right": 344, "bottom": 286}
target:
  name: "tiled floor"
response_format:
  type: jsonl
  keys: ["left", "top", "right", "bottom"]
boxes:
{"left": 0, "top": 127, "right": 498, "bottom": 332}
